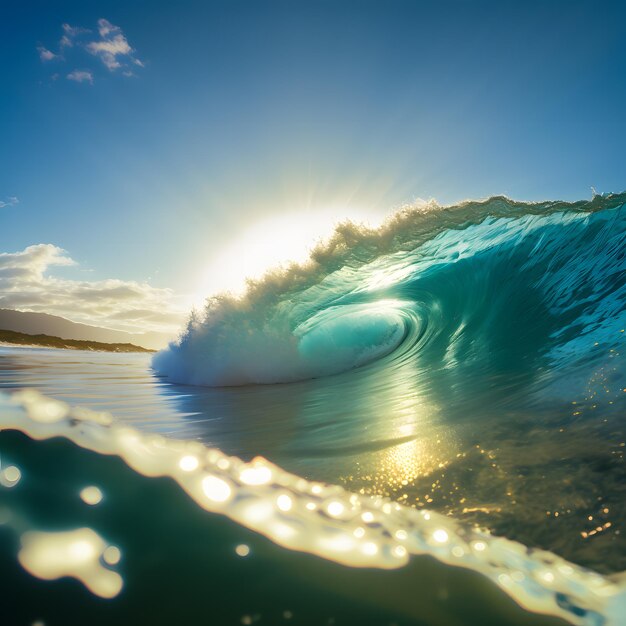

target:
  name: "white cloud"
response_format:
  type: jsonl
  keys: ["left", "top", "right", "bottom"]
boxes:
{"left": 87, "top": 19, "right": 143, "bottom": 72}
{"left": 87, "top": 36, "right": 131, "bottom": 70}
{"left": 37, "top": 46, "right": 58, "bottom": 62}
{"left": 39, "top": 19, "right": 143, "bottom": 80}
{"left": 62, "top": 23, "right": 90, "bottom": 37}
{"left": 97, "top": 18, "right": 118, "bottom": 38}
{"left": 59, "top": 23, "right": 90, "bottom": 49}
{"left": 0, "top": 196, "right": 19, "bottom": 208}
{"left": 0, "top": 244, "right": 186, "bottom": 334}
{"left": 67, "top": 70, "right": 93, "bottom": 84}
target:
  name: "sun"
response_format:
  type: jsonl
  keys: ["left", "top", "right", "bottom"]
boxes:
{"left": 193, "top": 206, "right": 376, "bottom": 304}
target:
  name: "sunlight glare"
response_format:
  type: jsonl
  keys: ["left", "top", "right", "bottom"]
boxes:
{"left": 194, "top": 207, "right": 376, "bottom": 303}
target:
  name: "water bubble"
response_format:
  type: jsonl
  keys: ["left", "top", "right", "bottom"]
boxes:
{"left": 235, "top": 544, "right": 250, "bottom": 557}
{"left": 80, "top": 486, "right": 103, "bottom": 505}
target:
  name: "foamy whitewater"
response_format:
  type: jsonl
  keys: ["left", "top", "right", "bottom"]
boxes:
{"left": 1, "top": 193, "right": 625, "bottom": 626}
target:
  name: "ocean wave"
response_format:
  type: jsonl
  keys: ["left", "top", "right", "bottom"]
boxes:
{"left": 153, "top": 193, "right": 626, "bottom": 387}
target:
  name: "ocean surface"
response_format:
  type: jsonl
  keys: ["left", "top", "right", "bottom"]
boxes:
{"left": 1, "top": 194, "right": 625, "bottom": 626}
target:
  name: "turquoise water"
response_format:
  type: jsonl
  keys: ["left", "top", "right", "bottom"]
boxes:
{"left": 1, "top": 194, "right": 625, "bottom": 625}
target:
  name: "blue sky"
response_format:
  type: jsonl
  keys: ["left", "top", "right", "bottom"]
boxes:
{"left": 1, "top": 0, "right": 625, "bottom": 334}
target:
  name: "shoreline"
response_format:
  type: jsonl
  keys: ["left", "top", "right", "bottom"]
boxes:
{"left": 0, "top": 342, "right": 48, "bottom": 349}
{"left": 0, "top": 340, "right": 154, "bottom": 354}
{"left": 0, "top": 342, "right": 104, "bottom": 352}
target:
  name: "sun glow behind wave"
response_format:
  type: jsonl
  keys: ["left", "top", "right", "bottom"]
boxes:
{"left": 193, "top": 206, "right": 384, "bottom": 305}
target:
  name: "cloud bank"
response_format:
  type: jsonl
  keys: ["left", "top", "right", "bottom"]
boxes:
{"left": 0, "top": 244, "right": 185, "bottom": 335}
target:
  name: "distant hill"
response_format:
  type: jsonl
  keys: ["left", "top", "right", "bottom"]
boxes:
{"left": 0, "top": 309, "right": 175, "bottom": 350}
{"left": 0, "top": 329, "right": 154, "bottom": 353}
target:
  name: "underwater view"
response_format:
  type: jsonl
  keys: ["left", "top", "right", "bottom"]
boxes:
{"left": 2, "top": 193, "right": 625, "bottom": 625}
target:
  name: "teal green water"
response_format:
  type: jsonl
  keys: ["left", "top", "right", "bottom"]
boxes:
{"left": 154, "top": 193, "right": 626, "bottom": 571}
{"left": 1, "top": 194, "right": 625, "bottom": 625}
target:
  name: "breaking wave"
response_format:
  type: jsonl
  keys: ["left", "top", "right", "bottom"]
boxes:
{"left": 153, "top": 193, "right": 626, "bottom": 387}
